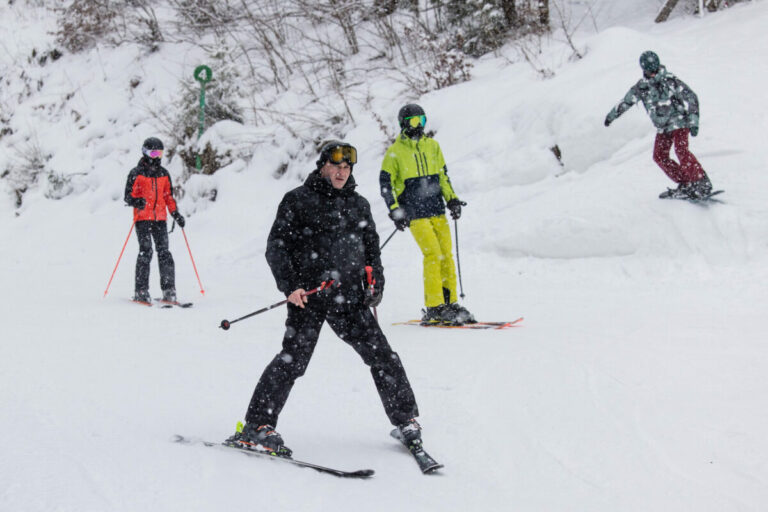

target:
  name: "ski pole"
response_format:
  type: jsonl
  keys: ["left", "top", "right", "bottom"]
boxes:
{"left": 379, "top": 227, "right": 398, "bottom": 250}
{"left": 220, "top": 280, "right": 336, "bottom": 330}
{"left": 365, "top": 265, "right": 378, "bottom": 321}
{"left": 103, "top": 220, "right": 136, "bottom": 298}
{"left": 453, "top": 218, "right": 466, "bottom": 299}
{"left": 180, "top": 227, "right": 205, "bottom": 296}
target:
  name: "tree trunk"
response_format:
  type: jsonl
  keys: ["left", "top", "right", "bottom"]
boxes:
{"left": 538, "top": 0, "right": 550, "bottom": 28}
{"left": 655, "top": 0, "right": 681, "bottom": 23}
{"left": 500, "top": 0, "right": 518, "bottom": 28}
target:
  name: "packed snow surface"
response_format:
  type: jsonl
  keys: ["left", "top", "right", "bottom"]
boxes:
{"left": 2, "top": 1, "right": 768, "bottom": 511}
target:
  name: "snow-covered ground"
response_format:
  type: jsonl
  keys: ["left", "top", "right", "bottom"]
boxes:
{"left": 2, "top": 1, "right": 768, "bottom": 510}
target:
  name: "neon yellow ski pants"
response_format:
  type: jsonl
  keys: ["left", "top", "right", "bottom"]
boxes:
{"left": 409, "top": 215, "right": 457, "bottom": 308}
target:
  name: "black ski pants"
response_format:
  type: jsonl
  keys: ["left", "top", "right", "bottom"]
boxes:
{"left": 134, "top": 220, "right": 175, "bottom": 293}
{"left": 246, "top": 299, "right": 419, "bottom": 427}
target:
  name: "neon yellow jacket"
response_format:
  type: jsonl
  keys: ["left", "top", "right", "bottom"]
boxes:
{"left": 379, "top": 134, "right": 459, "bottom": 220}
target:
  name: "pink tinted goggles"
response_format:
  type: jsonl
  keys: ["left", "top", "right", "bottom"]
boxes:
{"left": 143, "top": 148, "right": 164, "bottom": 159}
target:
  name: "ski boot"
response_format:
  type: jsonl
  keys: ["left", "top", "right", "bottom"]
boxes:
{"left": 421, "top": 304, "right": 454, "bottom": 325}
{"left": 445, "top": 303, "right": 476, "bottom": 324}
{"left": 225, "top": 422, "right": 292, "bottom": 457}
{"left": 396, "top": 418, "right": 422, "bottom": 444}
{"left": 162, "top": 288, "right": 177, "bottom": 303}
{"left": 659, "top": 183, "right": 688, "bottom": 199}
{"left": 133, "top": 289, "right": 151, "bottom": 305}
{"left": 685, "top": 176, "right": 712, "bottom": 199}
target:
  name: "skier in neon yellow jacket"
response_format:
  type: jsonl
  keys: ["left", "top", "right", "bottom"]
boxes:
{"left": 379, "top": 104, "right": 475, "bottom": 325}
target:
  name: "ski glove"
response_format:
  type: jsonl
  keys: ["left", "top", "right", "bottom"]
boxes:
{"left": 389, "top": 207, "right": 409, "bottom": 231}
{"left": 447, "top": 198, "right": 466, "bottom": 220}
{"left": 172, "top": 211, "right": 185, "bottom": 228}
{"left": 363, "top": 267, "right": 383, "bottom": 308}
{"left": 604, "top": 115, "right": 612, "bottom": 127}
{"left": 131, "top": 197, "right": 146, "bottom": 209}
{"left": 364, "top": 286, "right": 383, "bottom": 308}
{"left": 690, "top": 126, "right": 698, "bottom": 137}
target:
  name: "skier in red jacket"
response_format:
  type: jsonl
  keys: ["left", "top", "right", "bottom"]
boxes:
{"left": 124, "top": 137, "right": 185, "bottom": 304}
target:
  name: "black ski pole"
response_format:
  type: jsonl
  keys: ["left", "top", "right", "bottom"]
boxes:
{"left": 454, "top": 218, "right": 466, "bottom": 299}
{"left": 219, "top": 280, "right": 336, "bottom": 330}
{"left": 379, "top": 227, "right": 398, "bottom": 250}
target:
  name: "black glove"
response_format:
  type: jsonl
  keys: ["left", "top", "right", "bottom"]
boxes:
{"left": 604, "top": 115, "right": 612, "bottom": 127}
{"left": 172, "top": 211, "right": 185, "bottom": 228}
{"left": 132, "top": 197, "right": 146, "bottom": 209}
{"left": 690, "top": 126, "right": 698, "bottom": 137}
{"left": 364, "top": 286, "right": 383, "bottom": 308}
{"left": 363, "top": 267, "right": 383, "bottom": 308}
{"left": 389, "top": 207, "right": 409, "bottom": 231}
{"left": 446, "top": 198, "right": 466, "bottom": 220}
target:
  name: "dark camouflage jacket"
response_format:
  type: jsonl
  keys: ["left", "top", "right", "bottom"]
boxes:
{"left": 606, "top": 66, "right": 699, "bottom": 133}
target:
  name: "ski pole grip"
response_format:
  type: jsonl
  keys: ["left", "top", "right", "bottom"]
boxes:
{"left": 365, "top": 266, "right": 375, "bottom": 287}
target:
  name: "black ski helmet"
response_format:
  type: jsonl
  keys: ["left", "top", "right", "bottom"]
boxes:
{"left": 398, "top": 103, "right": 426, "bottom": 130}
{"left": 639, "top": 51, "right": 660, "bottom": 74}
{"left": 142, "top": 137, "right": 164, "bottom": 157}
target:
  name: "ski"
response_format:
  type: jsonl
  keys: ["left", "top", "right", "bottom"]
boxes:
{"left": 172, "top": 435, "right": 374, "bottom": 479}
{"left": 154, "top": 298, "right": 193, "bottom": 308}
{"left": 393, "top": 317, "right": 523, "bottom": 330}
{"left": 130, "top": 298, "right": 153, "bottom": 307}
{"left": 389, "top": 429, "right": 443, "bottom": 474}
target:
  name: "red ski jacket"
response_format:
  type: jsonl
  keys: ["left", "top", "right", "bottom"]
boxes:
{"left": 124, "top": 158, "right": 178, "bottom": 222}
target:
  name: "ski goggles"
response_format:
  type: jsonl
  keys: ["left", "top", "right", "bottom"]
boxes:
{"left": 143, "top": 148, "right": 164, "bottom": 159}
{"left": 404, "top": 115, "right": 426, "bottom": 128}
{"left": 325, "top": 144, "right": 357, "bottom": 165}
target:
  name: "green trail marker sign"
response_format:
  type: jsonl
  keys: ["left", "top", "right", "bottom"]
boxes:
{"left": 193, "top": 65, "right": 213, "bottom": 171}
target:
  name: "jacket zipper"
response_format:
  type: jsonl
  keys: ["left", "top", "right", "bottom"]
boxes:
{"left": 152, "top": 177, "right": 158, "bottom": 221}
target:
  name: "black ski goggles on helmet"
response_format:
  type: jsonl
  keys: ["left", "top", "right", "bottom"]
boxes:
{"left": 325, "top": 143, "right": 357, "bottom": 165}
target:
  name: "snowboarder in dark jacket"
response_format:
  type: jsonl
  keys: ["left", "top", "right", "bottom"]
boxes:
{"left": 124, "top": 137, "right": 185, "bottom": 304}
{"left": 226, "top": 141, "right": 422, "bottom": 455}
{"left": 604, "top": 51, "right": 713, "bottom": 199}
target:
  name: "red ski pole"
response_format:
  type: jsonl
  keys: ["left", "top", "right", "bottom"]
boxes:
{"left": 180, "top": 227, "right": 205, "bottom": 296}
{"left": 103, "top": 220, "right": 136, "bottom": 298}
{"left": 365, "top": 265, "right": 377, "bottom": 320}
{"left": 219, "top": 280, "right": 337, "bottom": 330}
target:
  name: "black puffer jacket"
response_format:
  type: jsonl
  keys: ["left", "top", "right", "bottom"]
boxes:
{"left": 266, "top": 170, "right": 384, "bottom": 309}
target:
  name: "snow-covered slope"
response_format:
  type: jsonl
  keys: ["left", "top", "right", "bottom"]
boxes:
{"left": 2, "top": 1, "right": 768, "bottom": 511}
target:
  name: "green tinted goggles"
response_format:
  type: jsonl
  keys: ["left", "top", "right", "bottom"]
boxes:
{"left": 405, "top": 115, "right": 427, "bottom": 128}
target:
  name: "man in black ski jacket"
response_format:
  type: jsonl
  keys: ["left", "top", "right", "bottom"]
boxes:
{"left": 225, "top": 141, "right": 422, "bottom": 455}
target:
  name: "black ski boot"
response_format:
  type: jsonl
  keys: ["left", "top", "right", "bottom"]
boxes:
{"left": 396, "top": 418, "right": 422, "bottom": 444}
{"left": 659, "top": 183, "right": 688, "bottom": 199}
{"left": 162, "top": 288, "right": 177, "bottom": 302}
{"left": 225, "top": 422, "right": 292, "bottom": 457}
{"left": 445, "top": 303, "right": 476, "bottom": 324}
{"left": 421, "top": 304, "right": 455, "bottom": 325}
{"left": 134, "top": 289, "right": 151, "bottom": 304}
{"left": 686, "top": 176, "right": 712, "bottom": 199}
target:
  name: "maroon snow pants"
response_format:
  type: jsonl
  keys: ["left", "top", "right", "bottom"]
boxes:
{"left": 653, "top": 128, "right": 707, "bottom": 183}
{"left": 653, "top": 128, "right": 706, "bottom": 184}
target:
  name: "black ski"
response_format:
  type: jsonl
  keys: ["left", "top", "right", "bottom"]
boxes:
{"left": 154, "top": 298, "right": 194, "bottom": 308}
{"left": 173, "top": 435, "right": 374, "bottom": 479}
{"left": 389, "top": 429, "right": 443, "bottom": 474}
